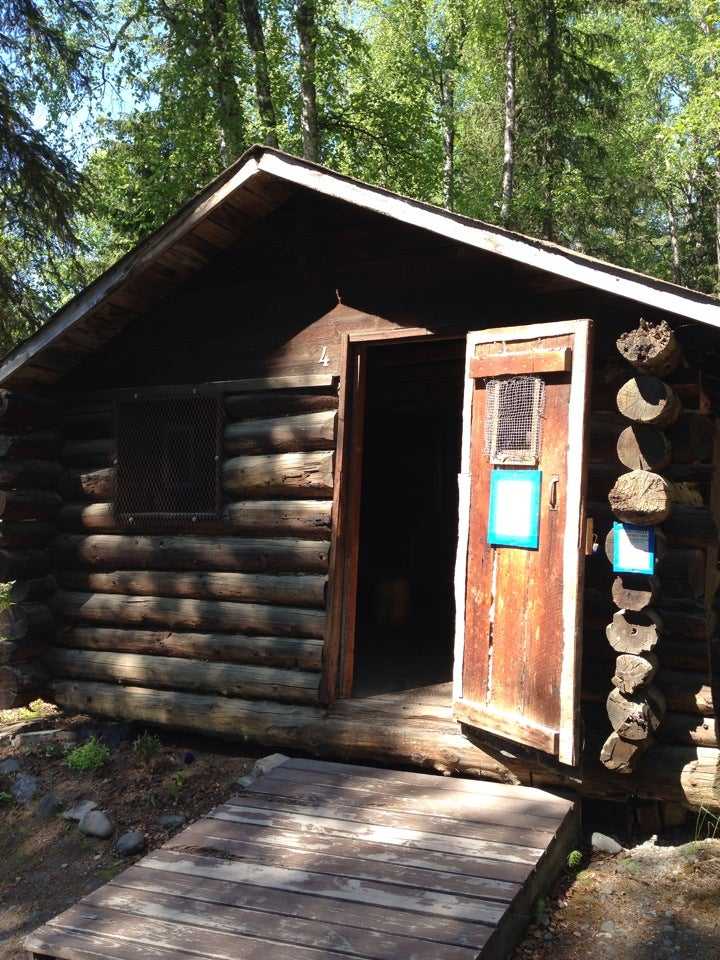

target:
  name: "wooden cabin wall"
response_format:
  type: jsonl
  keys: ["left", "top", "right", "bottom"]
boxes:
{"left": 7, "top": 191, "right": 717, "bottom": 809}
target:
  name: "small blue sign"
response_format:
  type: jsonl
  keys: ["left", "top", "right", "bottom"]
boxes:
{"left": 612, "top": 522, "right": 655, "bottom": 575}
{"left": 488, "top": 469, "right": 541, "bottom": 549}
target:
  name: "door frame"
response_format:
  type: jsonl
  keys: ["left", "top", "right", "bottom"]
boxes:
{"left": 321, "top": 327, "right": 464, "bottom": 703}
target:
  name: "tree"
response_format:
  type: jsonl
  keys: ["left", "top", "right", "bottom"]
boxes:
{"left": 241, "top": 0, "right": 279, "bottom": 146}
{"left": 296, "top": 0, "right": 321, "bottom": 161}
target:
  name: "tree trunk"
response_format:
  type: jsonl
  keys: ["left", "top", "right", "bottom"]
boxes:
{"left": 440, "top": 70, "right": 456, "bottom": 211}
{"left": 240, "top": 0, "right": 279, "bottom": 147}
{"left": 541, "top": 0, "right": 559, "bottom": 242}
{"left": 667, "top": 198, "right": 682, "bottom": 284}
{"left": 296, "top": 0, "right": 320, "bottom": 162}
{"left": 203, "top": 0, "right": 246, "bottom": 162}
{"left": 500, "top": 0, "right": 516, "bottom": 225}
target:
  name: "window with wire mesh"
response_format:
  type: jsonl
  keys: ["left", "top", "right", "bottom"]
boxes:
{"left": 484, "top": 376, "right": 545, "bottom": 465}
{"left": 115, "top": 392, "right": 222, "bottom": 523}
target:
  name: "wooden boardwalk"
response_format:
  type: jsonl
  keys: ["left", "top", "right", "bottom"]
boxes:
{"left": 26, "top": 756, "right": 579, "bottom": 960}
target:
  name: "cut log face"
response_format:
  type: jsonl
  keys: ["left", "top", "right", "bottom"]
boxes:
{"left": 600, "top": 731, "right": 652, "bottom": 773}
{"left": 616, "top": 376, "right": 681, "bottom": 426}
{"left": 608, "top": 471, "right": 670, "bottom": 525}
{"left": 616, "top": 425, "right": 671, "bottom": 472}
{"left": 616, "top": 319, "right": 681, "bottom": 377}
{"left": 606, "top": 608, "right": 662, "bottom": 654}
{"left": 611, "top": 653, "right": 658, "bottom": 695}
{"left": 606, "top": 686, "right": 665, "bottom": 740}
{"left": 611, "top": 574, "right": 659, "bottom": 612}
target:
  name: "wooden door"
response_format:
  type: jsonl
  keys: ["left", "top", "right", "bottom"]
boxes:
{"left": 453, "top": 320, "right": 592, "bottom": 767}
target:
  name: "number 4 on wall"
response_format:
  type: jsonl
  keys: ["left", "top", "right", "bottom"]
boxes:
{"left": 318, "top": 346, "right": 330, "bottom": 367}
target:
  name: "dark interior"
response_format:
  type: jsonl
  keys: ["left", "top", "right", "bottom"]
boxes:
{"left": 352, "top": 338, "right": 465, "bottom": 697}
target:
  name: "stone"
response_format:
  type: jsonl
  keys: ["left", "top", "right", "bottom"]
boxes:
{"left": 79, "top": 809, "right": 113, "bottom": 839}
{"left": 591, "top": 832, "right": 623, "bottom": 854}
{"left": 116, "top": 830, "right": 145, "bottom": 856}
{"left": 37, "top": 793, "right": 62, "bottom": 817}
{"left": 11, "top": 729, "right": 76, "bottom": 750}
{"left": 0, "top": 757, "right": 20, "bottom": 775}
{"left": 157, "top": 814, "right": 186, "bottom": 830}
{"left": 600, "top": 920, "right": 617, "bottom": 934}
{"left": 11, "top": 773, "right": 39, "bottom": 804}
{"left": 62, "top": 799, "right": 98, "bottom": 822}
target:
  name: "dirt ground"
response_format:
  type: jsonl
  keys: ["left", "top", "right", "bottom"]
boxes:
{"left": 1, "top": 707, "right": 719, "bottom": 960}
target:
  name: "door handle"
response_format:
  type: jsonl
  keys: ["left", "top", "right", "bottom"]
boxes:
{"left": 549, "top": 475, "right": 560, "bottom": 510}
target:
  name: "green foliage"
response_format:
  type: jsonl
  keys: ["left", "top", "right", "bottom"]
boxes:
{"left": 567, "top": 849, "right": 583, "bottom": 870}
{"left": 0, "top": 582, "right": 14, "bottom": 614}
{"left": 133, "top": 730, "right": 162, "bottom": 764}
{"left": 65, "top": 736, "right": 111, "bottom": 772}
{"left": 0, "top": 790, "right": 13, "bottom": 804}
{"left": 167, "top": 769, "right": 188, "bottom": 799}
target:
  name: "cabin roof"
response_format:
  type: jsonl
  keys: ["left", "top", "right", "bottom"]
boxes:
{"left": 3, "top": 144, "right": 720, "bottom": 388}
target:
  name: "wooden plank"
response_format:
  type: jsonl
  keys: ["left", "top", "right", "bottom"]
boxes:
{"left": 87, "top": 885, "right": 480, "bottom": 960}
{"left": 118, "top": 861, "right": 494, "bottom": 950}
{"left": 170, "top": 820, "right": 523, "bottom": 901}
{"left": 170, "top": 813, "right": 524, "bottom": 888}
{"left": 229, "top": 786, "right": 553, "bottom": 849}
{"left": 26, "top": 925, "right": 193, "bottom": 960}
{"left": 281, "top": 757, "right": 573, "bottom": 808}
{"left": 454, "top": 701, "right": 559, "bottom": 755}
{"left": 247, "top": 770, "right": 564, "bottom": 827}
{"left": 468, "top": 348, "right": 572, "bottom": 378}
{"left": 216, "top": 799, "right": 543, "bottom": 866}
{"left": 140, "top": 849, "right": 505, "bottom": 925}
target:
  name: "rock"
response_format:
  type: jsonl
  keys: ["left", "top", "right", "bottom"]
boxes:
{"left": 37, "top": 793, "right": 62, "bottom": 817}
{"left": 62, "top": 799, "right": 98, "bottom": 822}
{"left": 0, "top": 756, "right": 21, "bottom": 775}
{"left": 157, "top": 814, "right": 186, "bottom": 830}
{"left": 11, "top": 728, "right": 76, "bottom": 750}
{"left": 116, "top": 830, "right": 145, "bottom": 856}
{"left": 591, "top": 832, "right": 623, "bottom": 854}
{"left": 183, "top": 751, "right": 195, "bottom": 765}
{"left": 600, "top": 920, "right": 617, "bottom": 934}
{"left": 79, "top": 809, "right": 113, "bottom": 839}
{"left": 11, "top": 773, "right": 39, "bottom": 804}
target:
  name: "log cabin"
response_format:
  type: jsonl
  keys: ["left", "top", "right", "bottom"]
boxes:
{"left": 2, "top": 145, "right": 720, "bottom": 816}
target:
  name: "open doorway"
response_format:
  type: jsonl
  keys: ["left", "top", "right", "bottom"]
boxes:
{"left": 351, "top": 338, "right": 465, "bottom": 697}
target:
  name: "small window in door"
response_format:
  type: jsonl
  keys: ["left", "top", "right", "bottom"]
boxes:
{"left": 115, "top": 391, "right": 222, "bottom": 524}
{"left": 484, "top": 375, "right": 545, "bottom": 465}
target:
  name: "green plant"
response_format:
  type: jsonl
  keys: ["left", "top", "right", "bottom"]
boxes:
{"left": 0, "top": 790, "right": 13, "bottom": 804}
{"left": 567, "top": 849, "right": 583, "bottom": 870}
{"left": 695, "top": 806, "right": 720, "bottom": 841}
{"left": 133, "top": 731, "right": 162, "bottom": 764}
{"left": 0, "top": 581, "right": 14, "bottom": 613}
{"left": 167, "top": 770, "right": 188, "bottom": 799}
{"left": 65, "top": 736, "right": 111, "bottom": 772}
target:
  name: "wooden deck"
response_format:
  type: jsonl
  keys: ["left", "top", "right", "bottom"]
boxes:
{"left": 26, "top": 756, "right": 579, "bottom": 960}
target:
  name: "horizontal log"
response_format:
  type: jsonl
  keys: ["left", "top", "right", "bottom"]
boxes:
{"left": 0, "top": 489, "right": 62, "bottom": 521}
{"left": 0, "top": 460, "right": 62, "bottom": 490}
{"left": 62, "top": 405, "right": 113, "bottom": 438}
{"left": 58, "top": 570, "right": 326, "bottom": 609}
{"left": 657, "top": 548, "right": 706, "bottom": 599}
{"left": 616, "top": 424, "right": 670, "bottom": 472}
{"left": 55, "top": 591, "right": 326, "bottom": 639}
{"left": 606, "top": 609, "right": 662, "bottom": 654}
{"left": 0, "top": 391, "right": 56, "bottom": 427}
{"left": 54, "top": 534, "right": 329, "bottom": 574}
{"left": 225, "top": 392, "right": 338, "bottom": 420}
{"left": 616, "top": 376, "right": 681, "bottom": 426}
{"left": 0, "top": 520, "right": 56, "bottom": 548}
{"left": 661, "top": 506, "right": 718, "bottom": 547}
{"left": 0, "top": 638, "right": 47, "bottom": 665}
{"left": 0, "top": 602, "right": 54, "bottom": 641}
{"left": 608, "top": 471, "right": 670, "bottom": 525}
{"left": 224, "top": 410, "right": 337, "bottom": 455}
{"left": 0, "top": 663, "right": 47, "bottom": 709}
{"left": 50, "top": 679, "right": 720, "bottom": 809}
{"left": 667, "top": 413, "right": 715, "bottom": 464}
{"left": 61, "top": 437, "right": 115, "bottom": 467}
{"left": 48, "top": 649, "right": 320, "bottom": 705}
{"left": 659, "top": 713, "right": 717, "bottom": 748}
{"left": 0, "top": 548, "right": 51, "bottom": 581}
{"left": 584, "top": 662, "right": 714, "bottom": 716}
{"left": 616, "top": 319, "right": 681, "bottom": 377}
{"left": 58, "top": 499, "right": 333, "bottom": 540}
{"left": 611, "top": 653, "right": 658, "bottom": 695}
{"left": 61, "top": 467, "right": 114, "bottom": 501}
{"left": 55, "top": 626, "right": 323, "bottom": 670}
{"left": 223, "top": 452, "right": 334, "bottom": 499}
{"left": 0, "top": 431, "right": 62, "bottom": 460}
{"left": 600, "top": 731, "right": 650, "bottom": 773}
{"left": 9, "top": 575, "right": 56, "bottom": 603}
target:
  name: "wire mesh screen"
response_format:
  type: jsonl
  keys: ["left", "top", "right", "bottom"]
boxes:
{"left": 484, "top": 376, "right": 545, "bottom": 465}
{"left": 115, "top": 392, "right": 222, "bottom": 524}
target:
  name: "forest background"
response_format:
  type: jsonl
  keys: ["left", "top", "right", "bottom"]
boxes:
{"left": 2, "top": 0, "right": 720, "bottom": 355}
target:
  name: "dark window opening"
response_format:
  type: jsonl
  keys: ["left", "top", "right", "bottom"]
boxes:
{"left": 115, "top": 392, "right": 222, "bottom": 523}
{"left": 353, "top": 339, "right": 464, "bottom": 698}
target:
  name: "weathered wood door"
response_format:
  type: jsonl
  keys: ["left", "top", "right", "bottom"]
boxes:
{"left": 453, "top": 320, "right": 592, "bottom": 767}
